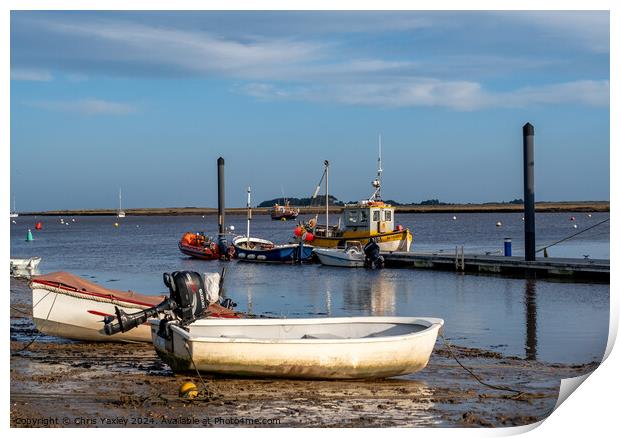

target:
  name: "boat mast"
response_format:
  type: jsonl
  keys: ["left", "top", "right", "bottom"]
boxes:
{"left": 371, "top": 135, "right": 383, "bottom": 201}
{"left": 325, "top": 160, "right": 329, "bottom": 236}
{"left": 119, "top": 188, "right": 122, "bottom": 212}
{"left": 246, "top": 186, "right": 252, "bottom": 242}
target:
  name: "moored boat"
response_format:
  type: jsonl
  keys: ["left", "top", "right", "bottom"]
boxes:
{"left": 233, "top": 236, "right": 313, "bottom": 263}
{"left": 117, "top": 188, "right": 125, "bottom": 218}
{"left": 10, "top": 196, "right": 18, "bottom": 218}
{"left": 10, "top": 256, "right": 42, "bottom": 272}
{"left": 294, "top": 140, "right": 412, "bottom": 252}
{"left": 30, "top": 271, "right": 236, "bottom": 342}
{"left": 151, "top": 316, "right": 444, "bottom": 379}
{"left": 178, "top": 232, "right": 220, "bottom": 260}
{"left": 271, "top": 201, "right": 299, "bottom": 221}
{"left": 314, "top": 241, "right": 365, "bottom": 268}
{"left": 233, "top": 186, "right": 312, "bottom": 263}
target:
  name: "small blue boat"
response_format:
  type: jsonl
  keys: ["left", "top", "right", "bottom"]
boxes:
{"left": 233, "top": 236, "right": 314, "bottom": 263}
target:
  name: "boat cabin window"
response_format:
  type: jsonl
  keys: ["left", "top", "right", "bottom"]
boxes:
{"left": 384, "top": 210, "right": 392, "bottom": 221}
{"left": 345, "top": 209, "right": 369, "bottom": 227}
{"left": 373, "top": 210, "right": 380, "bottom": 222}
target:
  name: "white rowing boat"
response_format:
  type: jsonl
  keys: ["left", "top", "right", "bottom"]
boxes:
{"left": 30, "top": 272, "right": 235, "bottom": 343}
{"left": 151, "top": 316, "right": 443, "bottom": 379}
{"left": 314, "top": 241, "right": 365, "bottom": 268}
{"left": 10, "top": 257, "right": 41, "bottom": 272}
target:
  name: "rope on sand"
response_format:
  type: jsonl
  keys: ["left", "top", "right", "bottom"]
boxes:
{"left": 11, "top": 293, "right": 59, "bottom": 355}
{"left": 440, "top": 334, "right": 528, "bottom": 400}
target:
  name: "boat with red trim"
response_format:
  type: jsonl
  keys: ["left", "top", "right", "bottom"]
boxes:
{"left": 30, "top": 271, "right": 238, "bottom": 342}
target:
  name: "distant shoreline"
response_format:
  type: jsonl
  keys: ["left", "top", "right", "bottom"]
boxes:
{"left": 19, "top": 201, "right": 609, "bottom": 216}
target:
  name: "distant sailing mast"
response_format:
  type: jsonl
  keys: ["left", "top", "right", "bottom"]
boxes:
{"left": 117, "top": 188, "right": 126, "bottom": 218}
{"left": 10, "top": 197, "right": 18, "bottom": 218}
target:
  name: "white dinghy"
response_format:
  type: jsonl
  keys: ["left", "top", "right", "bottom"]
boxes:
{"left": 11, "top": 256, "right": 41, "bottom": 272}
{"left": 30, "top": 272, "right": 236, "bottom": 343}
{"left": 151, "top": 316, "right": 444, "bottom": 379}
{"left": 314, "top": 241, "right": 365, "bottom": 268}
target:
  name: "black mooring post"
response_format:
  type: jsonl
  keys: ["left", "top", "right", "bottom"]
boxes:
{"left": 523, "top": 123, "right": 536, "bottom": 261}
{"left": 217, "top": 157, "right": 227, "bottom": 252}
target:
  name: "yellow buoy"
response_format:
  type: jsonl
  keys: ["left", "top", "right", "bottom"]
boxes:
{"left": 179, "top": 381, "right": 198, "bottom": 399}
{"left": 114, "top": 222, "right": 119, "bottom": 228}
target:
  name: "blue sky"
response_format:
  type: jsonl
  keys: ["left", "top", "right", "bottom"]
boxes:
{"left": 10, "top": 11, "right": 609, "bottom": 211}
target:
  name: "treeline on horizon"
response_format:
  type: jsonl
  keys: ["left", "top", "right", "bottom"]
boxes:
{"left": 257, "top": 196, "right": 525, "bottom": 208}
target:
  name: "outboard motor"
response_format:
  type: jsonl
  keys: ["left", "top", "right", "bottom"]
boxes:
{"left": 104, "top": 271, "right": 224, "bottom": 336}
{"left": 363, "top": 238, "right": 384, "bottom": 269}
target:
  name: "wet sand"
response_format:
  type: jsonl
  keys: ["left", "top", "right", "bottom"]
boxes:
{"left": 10, "top": 277, "right": 598, "bottom": 428}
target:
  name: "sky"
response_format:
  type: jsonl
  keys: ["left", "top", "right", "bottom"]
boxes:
{"left": 9, "top": 10, "right": 610, "bottom": 211}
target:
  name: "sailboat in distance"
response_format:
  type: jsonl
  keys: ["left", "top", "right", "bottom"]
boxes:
{"left": 10, "top": 197, "right": 18, "bottom": 218}
{"left": 117, "top": 188, "right": 126, "bottom": 218}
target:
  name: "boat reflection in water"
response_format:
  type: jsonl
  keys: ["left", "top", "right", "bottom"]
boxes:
{"left": 341, "top": 272, "right": 396, "bottom": 316}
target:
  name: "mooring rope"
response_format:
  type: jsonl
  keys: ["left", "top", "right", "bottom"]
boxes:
{"left": 536, "top": 217, "right": 609, "bottom": 254}
{"left": 440, "top": 334, "right": 527, "bottom": 400}
{"left": 182, "top": 341, "right": 218, "bottom": 402}
{"left": 12, "top": 292, "right": 58, "bottom": 355}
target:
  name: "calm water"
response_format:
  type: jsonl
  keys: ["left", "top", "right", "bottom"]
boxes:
{"left": 10, "top": 212, "right": 609, "bottom": 364}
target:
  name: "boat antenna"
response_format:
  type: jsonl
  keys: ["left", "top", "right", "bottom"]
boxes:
{"left": 371, "top": 135, "right": 382, "bottom": 201}
{"left": 325, "top": 160, "right": 329, "bottom": 235}
{"left": 246, "top": 186, "right": 252, "bottom": 243}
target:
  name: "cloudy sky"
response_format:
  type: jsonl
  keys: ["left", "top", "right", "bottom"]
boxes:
{"left": 10, "top": 11, "right": 609, "bottom": 210}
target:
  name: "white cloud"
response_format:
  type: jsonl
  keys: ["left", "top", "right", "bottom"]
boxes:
{"left": 13, "top": 13, "right": 610, "bottom": 111}
{"left": 27, "top": 99, "right": 138, "bottom": 115}
{"left": 34, "top": 17, "right": 325, "bottom": 79}
{"left": 241, "top": 79, "right": 609, "bottom": 111}
{"left": 11, "top": 68, "right": 53, "bottom": 81}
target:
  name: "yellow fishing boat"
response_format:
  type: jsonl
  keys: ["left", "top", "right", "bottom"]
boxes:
{"left": 295, "top": 139, "right": 412, "bottom": 252}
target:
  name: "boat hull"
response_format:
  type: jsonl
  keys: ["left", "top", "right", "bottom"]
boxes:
{"left": 178, "top": 242, "right": 220, "bottom": 260}
{"left": 31, "top": 284, "right": 158, "bottom": 343}
{"left": 271, "top": 212, "right": 299, "bottom": 220}
{"left": 233, "top": 237, "right": 313, "bottom": 263}
{"left": 10, "top": 257, "right": 41, "bottom": 271}
{"left": 152, "top": 316, "right": 443, "bottom": 379}
{"left": 314, "top": 248, "right": 365, "bottom": 268}
{"left": 309, "top": 229, "right": 412, "bottom": 252}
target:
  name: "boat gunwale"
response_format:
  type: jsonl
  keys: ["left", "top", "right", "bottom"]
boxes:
{"left": 233, "top": 236, "right": 313, "bottom": 253}
{"left": 309, "top": 228, "right": 411, "bottom": 241}
{"left": 30, "top": 280, "right": 162, "bottom": 308}
{"left": 313, "top": 248, "right": 364, "bottom": 259}
{"left": 150, "top": 316, "right": 444, "bottom": 345}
